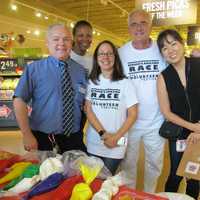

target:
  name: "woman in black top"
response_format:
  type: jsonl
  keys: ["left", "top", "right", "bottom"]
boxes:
{"left": 157, "top": 29, "right": 200, "bottom": 199}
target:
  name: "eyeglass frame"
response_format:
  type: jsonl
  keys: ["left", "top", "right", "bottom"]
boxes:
{"left": 97, "top": 52, "right": 114, "bottom": 57}
{"left": 129, "top": 21, "right": 149, "bottom": 29}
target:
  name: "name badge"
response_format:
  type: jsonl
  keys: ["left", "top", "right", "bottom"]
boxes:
{"left": 79, "top": 86, "right": 86, "bottom": 94}
{"left": 176, "top": 140, "right": 187, "bottom": 152}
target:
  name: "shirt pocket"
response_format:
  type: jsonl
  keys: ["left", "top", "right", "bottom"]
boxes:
{"left": 35, "top": 74, "right": 57, "bottom": 99}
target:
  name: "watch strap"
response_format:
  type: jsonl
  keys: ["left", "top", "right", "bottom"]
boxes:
{"left": 98, "top": 130, "right": 105, "bottom": 136}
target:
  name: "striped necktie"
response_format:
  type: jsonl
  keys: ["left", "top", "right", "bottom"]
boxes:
{"left": 59, "top": 61, "right": 74, "bottom": 136}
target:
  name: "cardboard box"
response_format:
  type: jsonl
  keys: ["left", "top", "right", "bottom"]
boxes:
{"left": 177, "top": 140, "right": 200, "bottom": 180}
{"left": 113, "top": 186, "right": 169, "bottom": 200}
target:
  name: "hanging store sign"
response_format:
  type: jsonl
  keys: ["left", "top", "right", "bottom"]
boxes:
{"left": 187, "top": 26, "right": 200, "bottom": 45}
{"left": 135, "top": 0, "right": 197, "bottom": 26}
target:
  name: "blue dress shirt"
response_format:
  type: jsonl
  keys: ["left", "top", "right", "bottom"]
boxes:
{"left": 14, "top": 56, "right": 87, "bottom": 134}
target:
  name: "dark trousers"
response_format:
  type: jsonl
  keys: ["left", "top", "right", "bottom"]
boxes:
{"left": 32, "top": 130, "right": 86, "bottom": 154}
{"left": 88, "top": 153, "right": 122, "bottom": 175}
{"left": 80, "top": 110, "right": 87, "bottom": 132}
{"left": 165, "top": 140, "right": 199, "bottom": 199}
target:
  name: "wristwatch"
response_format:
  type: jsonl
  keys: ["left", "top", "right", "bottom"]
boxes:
{"left": 98, "top": 130, "right": 105, "bottom": 137}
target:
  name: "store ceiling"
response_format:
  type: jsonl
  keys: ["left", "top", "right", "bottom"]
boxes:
{"left": 1, "top": 0, "right": 200, "bottom": 47}
{"left": 38, "top": 0, "right": 135, "bottom": 40}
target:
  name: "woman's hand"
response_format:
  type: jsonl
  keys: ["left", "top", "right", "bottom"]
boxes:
{"left": 191, "top": 123, "right": 200, "bottom": 133}
{"left": 102, "top": 133, "right": 119, "bottom": 148}
{"left": 186, "top": 132, "right": 200, "bottom": 145}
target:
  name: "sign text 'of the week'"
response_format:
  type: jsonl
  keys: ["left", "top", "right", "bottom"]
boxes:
{"left": 135, "top": 0, "right": 197, "bottom": 26}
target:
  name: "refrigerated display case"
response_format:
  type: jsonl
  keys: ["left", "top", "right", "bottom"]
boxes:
{"left": 0, "top": 58, "right": 37, "bottom": 129}
{"left": 0, "top": 58, "right": 22, "bottom": 128}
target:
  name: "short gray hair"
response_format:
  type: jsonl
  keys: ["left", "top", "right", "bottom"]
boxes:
{"left": 46, "top": 23, "right": 68, "bottom": 38}
{"left": 128, "top": 9, "right": 152, "bottom": 26}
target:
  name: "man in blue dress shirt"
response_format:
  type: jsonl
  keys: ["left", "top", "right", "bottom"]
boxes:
{"left": 13, "top": 24, "right": 87, "bottom": 153}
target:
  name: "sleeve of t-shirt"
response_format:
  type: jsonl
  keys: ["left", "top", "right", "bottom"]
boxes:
{"left": 86, "top": 81, "right": 92, "bottom": 101}
{"left": 14, "top": 64, "right": 34, "bottom": 103}
{"left": 124, "top": 79, "right": 138, "bottom": 108}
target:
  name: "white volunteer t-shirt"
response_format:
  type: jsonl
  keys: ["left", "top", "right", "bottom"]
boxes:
{"left": 86, "top": 74, "right": 138, "bottom": 159}
{"left": 118, "top": 41, "right": 167, "bottom": 130}
{"left": 70, "top": 50, "right": 93, "bottom": 75}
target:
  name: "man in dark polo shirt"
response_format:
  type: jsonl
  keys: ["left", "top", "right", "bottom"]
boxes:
{"left": 13, "top": 24, "right": 87, "bottom": 153}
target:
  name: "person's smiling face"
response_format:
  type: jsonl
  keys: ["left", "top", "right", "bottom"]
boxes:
{"left": 47, "top": 25, "right": 72, "bottom": 61}
{"left": 73, "top": 25, "right": 92, "bottom": 55}
{"left": 128, "top": 12, "right": 152, "bottom": 42}
{"left": 97, "top": 42, "right": 115, "bottom": 74}
{"left": 161, "top": 35, "right": 185, "bottom": 66}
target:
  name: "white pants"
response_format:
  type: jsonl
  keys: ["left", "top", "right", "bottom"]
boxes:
{"left": 121, "top": 128, "right": 165, "bottom": 193}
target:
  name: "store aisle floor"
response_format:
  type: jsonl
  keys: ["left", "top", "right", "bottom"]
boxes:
{"left": 0, "top": 131, "right": 193, "bottom": 195}
{"left": 0, "top": 131, "right": 26, "bottom": 155}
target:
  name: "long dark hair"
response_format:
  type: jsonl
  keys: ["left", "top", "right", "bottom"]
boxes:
{"left": 89, "top": 40, "right": 126, "bottom": 84}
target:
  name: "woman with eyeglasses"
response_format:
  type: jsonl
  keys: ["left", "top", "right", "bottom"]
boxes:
{"left": 85, "top": 40, "right": 138, "bottom": 175}
{"left": 157, "top": 29, "right": 200, "bottom": 199}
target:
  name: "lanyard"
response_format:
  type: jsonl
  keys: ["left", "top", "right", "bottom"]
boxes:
{"left": 48, "top": 134, "right": 56, "bottom": 146}
{"left": 48, "top": 134, "right": 60, "bottom": 154}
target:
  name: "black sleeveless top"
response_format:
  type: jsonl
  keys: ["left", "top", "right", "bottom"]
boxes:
{"left": 161, "top": 57, "right": 200, "bottom": 138}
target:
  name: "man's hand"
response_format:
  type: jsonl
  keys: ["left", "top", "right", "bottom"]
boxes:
{"left": 23, "top": 133, "right": 38, "bottom": 151}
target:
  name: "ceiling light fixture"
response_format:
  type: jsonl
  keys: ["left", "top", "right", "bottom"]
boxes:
{"left": 70, "top": 22, "right": 74, "bottom": 28}
{"left": 34, "top": 30, "right": 40, "bottom": 36}
{"left": 35, "top": 12, "right": 42, "bottom": 18}
{"left": 10, "top": 4, "right": 18, "bottom": 11}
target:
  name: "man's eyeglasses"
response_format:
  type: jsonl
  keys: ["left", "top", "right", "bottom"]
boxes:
{"left": 97, "top": 52, "right": 114, "bottom": 57}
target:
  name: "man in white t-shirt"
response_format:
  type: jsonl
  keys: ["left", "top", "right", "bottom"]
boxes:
{"left": 118, "top": 9, "right": 166, "bottom": 193}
